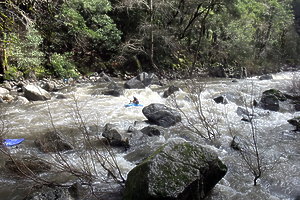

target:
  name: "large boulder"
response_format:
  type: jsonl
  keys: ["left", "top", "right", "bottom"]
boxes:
{"left": 42, "top": 81, "right": 58, "bottom": 92}
{"left": 208, "top": 65, "right": 229, "bottom": 78}
{"left": 2, "top": 81, "right": 12, "bottom": 91}
{"left": 35, "top": 131, "right": 74, "bottom": 153}
{"left": 0, "top": 87, "right": 9, "bottom": 97}
{"left": 97, "top": 72, "right": 114, "bottom": 82}
{"left": 259, "top": 89, "right": 286, "bottom": 111}
{"left": 137, "top": 72, "right": 160, "bottom": 86}
{"left": 24, "top": 84, "right": 51, "bottom": 101}
{"left": 102, "top": 81, "right": 124, "bottom": 97}
{"left": 124, "top": 140, "right": 227, "bottom": 200}
{"left": 124, "top": 77, "right": 145, "bottom": 89}
{"left": 124, "top": 72, "right": 160, "bottom": 89}
{"left": 262, "top": 89, "right": 287, "bottom": 101}
{"left": 2, "top": 94, "right": 14, "bottom": 102}
{"left": 102, "top": 123, "right": 129, "bottom": 148}
{"left": 142, "top": 103, "right": 181, "bottom": 128}
{"left": 259, "top": 95, "right": 279, "bottom": 111}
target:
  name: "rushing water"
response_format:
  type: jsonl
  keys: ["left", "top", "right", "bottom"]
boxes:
{"left": 0, "top": 71, "right": 299, "bottom": 200}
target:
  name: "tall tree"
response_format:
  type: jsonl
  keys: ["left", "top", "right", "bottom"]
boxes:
{"left": 55, "top": 0, "right": 122, "bottom": 72}
{"left": 0, "top": 0, "right": 35, "bottom": 81}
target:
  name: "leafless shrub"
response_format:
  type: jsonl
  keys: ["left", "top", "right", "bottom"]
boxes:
{"left": 0, "top": 106, "right": 9, "bottom": 141}
{"left": 231, "top": 83, "right": 263, "bottom": 185}
{"left": 0, "top": 94, "right": 126, "bottom": 199}
{"left": 42, "top": 94, "right": 126, "bottom": 198}
{"left": 230, "top": 82, "right": 272, "bottom": 186}
{"left": 168, "top": 79, "right": 221, "bottom": 140}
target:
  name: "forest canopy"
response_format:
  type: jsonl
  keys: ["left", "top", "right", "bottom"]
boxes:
{"left": 0, "top": 0, "right": 299, "bottom": 80}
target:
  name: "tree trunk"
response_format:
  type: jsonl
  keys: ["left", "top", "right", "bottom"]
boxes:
{"left": 0, "top": 47, "right": 6, "bottom": 83}
{"left": 149, "top": 0, "right": 158, "bottom": 70}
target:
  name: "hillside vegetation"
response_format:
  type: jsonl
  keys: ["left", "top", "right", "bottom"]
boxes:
{"left": 0, "top": 0, "right": 300, "bottom": 81}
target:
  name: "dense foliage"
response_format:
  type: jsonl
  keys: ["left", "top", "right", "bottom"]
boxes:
{"left": 0, "top": 0, "right": 299, "bottom": 80}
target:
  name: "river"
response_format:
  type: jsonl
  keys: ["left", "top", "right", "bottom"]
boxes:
{"left": 0, "top": 71, "right": 299, "bottom": 200}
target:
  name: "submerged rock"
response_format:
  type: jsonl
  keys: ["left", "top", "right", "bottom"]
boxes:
{"left": 124, "top": 72, "right": 161, "bottom": 89}
{"left": 230, "top": 136, "right": 241, "bottom": 151}
{"left": 163, "top": 85, "right": 180, "bottom": 98}
{"left": 5, "top": 156, "right": 51, "bottom": 175}
{"left": 35, "top": 131, "right": 74, "bottom": 153}
{"left": 56, "top": 93, "right": 69, "bottom": 99}
{"left": 124, "top": 140, "right": 227, "bottom": 200}
{"left": 140, "top": 126, "right": 162, "bottom": 136}
{"left": 259, "top": 74, "right": 273, "bottom": 80}
{"left": 236, "top": 107, "right": 250, "bottom": 116}
{"left": 295, "top": 104, "right": 300, "bottom": 111}
{"left": 213, "top": 95, "right": 228, "bottom": 104}
{"left": 25, "top": 186, "right": 75, "bottom": 200}
{"left": 142, "top": 103, "right": 181, "bottom": 128}
{"left": 284, "top": 93, "right": 300, "bottom": 111}
{"left": 288, "top": 117, "right": 300, "bottom": 131}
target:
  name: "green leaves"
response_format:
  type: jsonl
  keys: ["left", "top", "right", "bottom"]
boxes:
{"left": 50, "top": 53, "right": 79, "bottom": 78}
{"left": 201, "top": 0, "right": 295, "bottom": 74}
{"left": 61, "top": 0, "right": 120, "bottom": 42}
{"left": 8, "top": 26, "right": 46, "bottom": 78}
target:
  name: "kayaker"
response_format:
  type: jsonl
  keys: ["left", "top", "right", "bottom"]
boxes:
{"left": 130, "top": 96, "right": 139, "bottom": 105}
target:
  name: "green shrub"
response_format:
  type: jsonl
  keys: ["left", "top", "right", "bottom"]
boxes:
{"left": 50, "top": 53, "right": 79, "bottom": 78}
{"left": 8, "top": 26, "right": 46, "bottom": 79}
{"left": 4, "top": 66, "right": 22, "bottom": 80}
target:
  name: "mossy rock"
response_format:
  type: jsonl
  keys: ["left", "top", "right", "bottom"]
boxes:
{"left": 124, "top": 140, "right": 227, "bottom": 200}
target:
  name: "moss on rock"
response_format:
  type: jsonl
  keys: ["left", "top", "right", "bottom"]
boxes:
{"left": 124, "top": 140, "right": 227, "bottom": 200}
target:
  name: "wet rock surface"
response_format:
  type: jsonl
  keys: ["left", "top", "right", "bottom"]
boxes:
{"left": 24, "top": 84, "right": 51, "bottom": 101}
{"left": 142, "top": 103, "right": 181, "bottom": 127}
{"left": 35, "top": 131, "right": 74, "bottom": 153}
{"left": 5, "top": 156, "right": 51, "bottom": 175}
{"left": 124, "top": 139, "right": 227, "bottom": 200}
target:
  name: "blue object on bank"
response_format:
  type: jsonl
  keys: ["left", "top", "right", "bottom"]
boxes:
{"left": 3, "top": 138, "right": 25, "bottom": 147}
